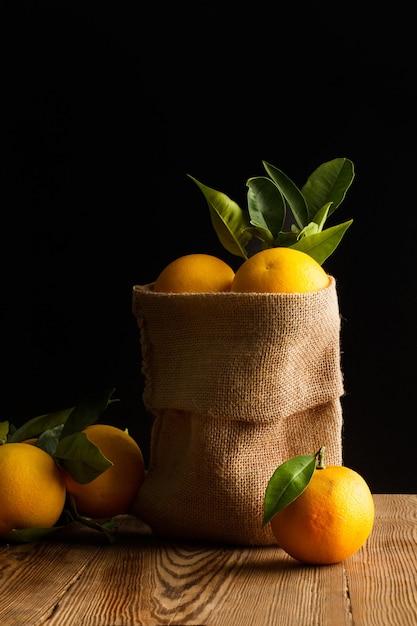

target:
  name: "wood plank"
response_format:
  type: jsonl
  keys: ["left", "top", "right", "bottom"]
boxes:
{"left": 0, "top": 496, "right": 416, "bottom": 626}
{"left": 17, "top": 518, "right": 351, "bottom": 626}
{"left": 346, "top": 494, "right": 417, "bottom": 626}
{"left": 0, "top": 537, "right": 104, "bottom": 625}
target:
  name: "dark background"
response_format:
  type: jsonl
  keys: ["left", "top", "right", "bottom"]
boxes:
{"left": 1, "top": 2, "right": 415, "bottom": 493}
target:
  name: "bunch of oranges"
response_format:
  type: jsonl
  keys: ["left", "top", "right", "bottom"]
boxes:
{"left": 0, "top": 424, "right": 145, "bottom": 538}
{"left": 153, "top": 248, "right": 330, "bottom": 295}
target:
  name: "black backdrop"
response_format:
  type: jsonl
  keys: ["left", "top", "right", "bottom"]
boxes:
{"left": 1, "top": 2, "right": 416, "bottom": 492}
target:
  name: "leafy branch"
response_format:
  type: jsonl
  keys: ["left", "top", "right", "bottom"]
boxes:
{"left": 188, "top": 157, "right": 354, "bottom": 265}
{"left": 0, "top": 387, "right": 121, "bottom": 542}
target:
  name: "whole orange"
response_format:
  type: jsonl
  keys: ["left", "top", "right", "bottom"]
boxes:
{"left": 153, "top": 253, "right": 235, "bottom": 293}
{"left": 0, "top": 443, "right": 66, "bottom": 536}
{"left": 62, "top": 424, "right": 145, "bottom": 518}
{"left": 270, "top": 465, "right": 375, "bottom": 564}
{"left": 231, "top": 247, "right": 330, "bottom": 293}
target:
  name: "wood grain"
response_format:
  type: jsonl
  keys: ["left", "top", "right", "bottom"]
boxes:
{"left": 347, "top": 494, "right": 417, "bottom": 626}
{"left": 0, "top": 495, "right": 416, "bottom": 625}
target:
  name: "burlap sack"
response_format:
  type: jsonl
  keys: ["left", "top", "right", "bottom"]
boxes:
{"left": 131, "top": 277, "right": 344, "bottom": 545}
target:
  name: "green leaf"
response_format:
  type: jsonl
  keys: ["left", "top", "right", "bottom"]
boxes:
{"left": 246, "top": 176, "right": 286, "bottom": 239}
{"left": 7, "top": 407, "right": 75, "bottom": 443}
{"left": 244, "top": 226, "right": 274, "bottom": 247}
{"left": 55, "top": 431, "right": 113, "bottom": 484}
{"left": 276, "top": 230, "right": 299, "bottom": 246}
{"left": 35, "top": 424, "right": 65, "bottom": 456}
{"left": 294, "top": 203, "right": 332, "bottom": 243}
{"left": 290, "top": 219, "right": 353, "bottom": 265}
{"left": 60, "top": 387, "right": 117, "bottom": 439}
{"left": 311, "top": 202, "right": 332, "bottom": 231}
{"left": 3, "top": 525, "right": 65, "bottom": 543}
{"left": 188, "top": 175, "right": 251, "bottom": 259}
{"left": 7, "top": 387, "right": 117, "bottom": 445}
{"left": 262, "top": 161, "right": 309, "bottom": 229}
{"left": 297, "top": 222, "right": 320, "bottom": 239}
{"left": 0, "top": 421, "right": 9, "bottom": 444}
{"left": 301, "top": 157, "right": 355, "bottom": 221}
{"left": 263, "top": 454, "right": 316, "bottom": 526}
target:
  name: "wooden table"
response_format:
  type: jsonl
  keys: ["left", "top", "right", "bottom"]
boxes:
{"left": 0, "top": 494, "right": 415, "bottom": 625}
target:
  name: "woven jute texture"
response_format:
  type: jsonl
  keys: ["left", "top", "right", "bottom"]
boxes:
{"left": 131, "top": 277, "right": 344, "bottom": 545}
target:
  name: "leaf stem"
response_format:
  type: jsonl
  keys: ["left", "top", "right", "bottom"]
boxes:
{"left": 65, "top": 494, "right": 118, "bottom": 543}
{"left": 316, "top": 446, "right": 326, "bottom": 470}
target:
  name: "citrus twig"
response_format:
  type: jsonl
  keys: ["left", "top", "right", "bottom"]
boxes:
{"left": 316, "top": 446, "right": 326, "bottom": 470}
{"left": 65, "top": 494, "right": 118, "bottom": 543}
